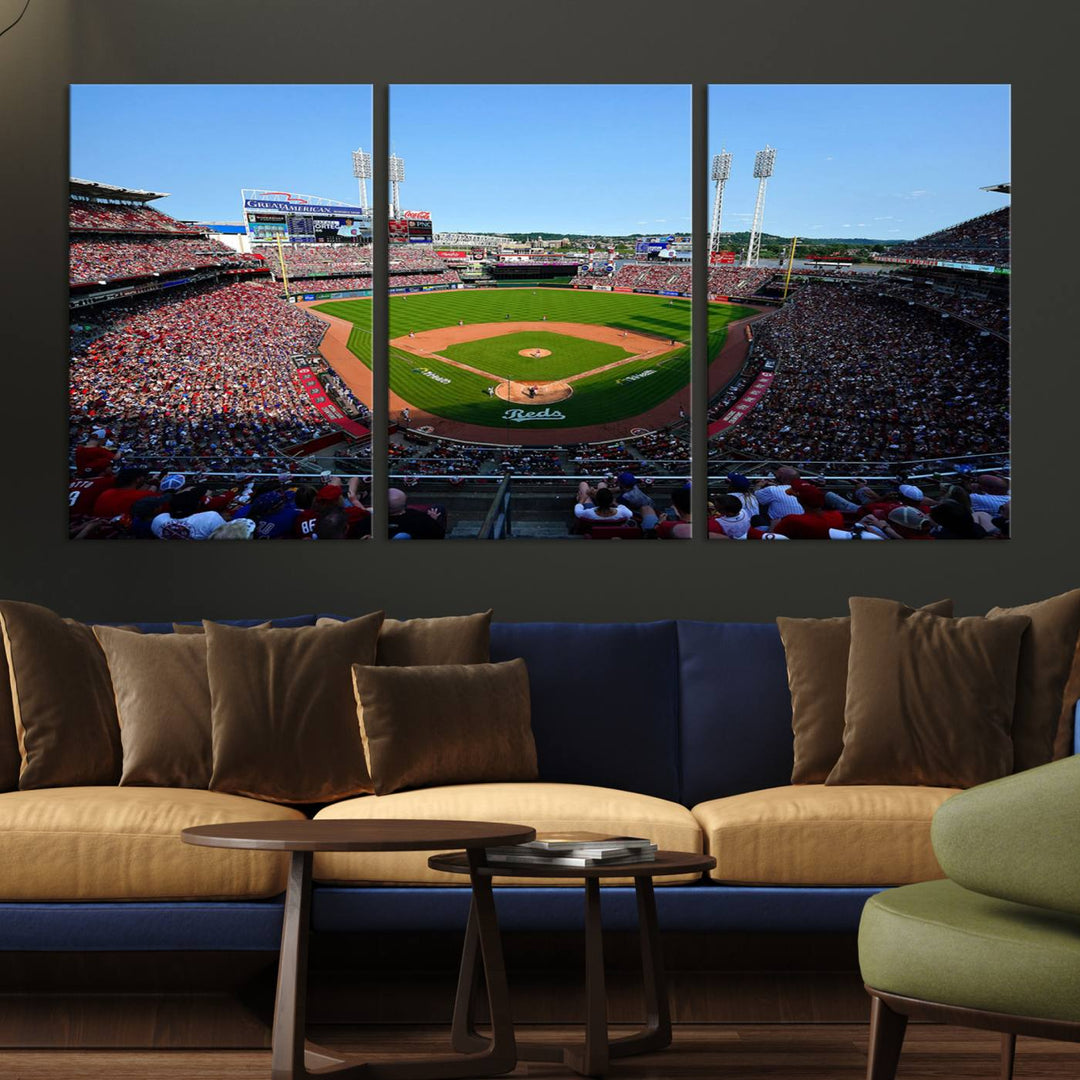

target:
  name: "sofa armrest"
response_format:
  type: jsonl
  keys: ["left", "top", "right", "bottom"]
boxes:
{"left": 931, "top": 756, "right": 1080, "bottom": 917}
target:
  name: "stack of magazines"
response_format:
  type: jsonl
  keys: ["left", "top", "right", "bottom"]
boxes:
{"left": 484, "top": 832, "right": 657, "bottom": 868}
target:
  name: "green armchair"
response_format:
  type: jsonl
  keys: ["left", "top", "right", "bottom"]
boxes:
{"left": 859, "top": 755, "right": 1080, "bottom": 1080}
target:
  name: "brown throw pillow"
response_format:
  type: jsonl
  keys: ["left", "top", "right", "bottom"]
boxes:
{"left": 207, "top": 613, "right": 384, "bottom": 803}
{"left": 987, "top": 590, "right": 1080, "bottom": 772}
{"left": 778, "top": 599, "right": 954, "bottom": 784}
{"left": 0, "top": 600, "right": 121, "bottom": 788}
{"left": 0, "top": 648, "right": 19, "bottom": 792}
{"left": 827, "top": 598, "right": 1029, "bottom": 788}
{"left": 352, "top": 659, "right": 536, "bottom": 795}
{"left": 93, "top": 626, "right": 212, "bottom": 788}
{"left": 317, "top": 611, "right": 492, "bottom": 666}
{"left": 172, "top": 621, "right": 272, "bottom": 634}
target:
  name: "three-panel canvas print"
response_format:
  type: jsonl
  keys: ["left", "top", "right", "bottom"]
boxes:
{"left": 69, "top": 84, "right": 1010, "bottom": 541}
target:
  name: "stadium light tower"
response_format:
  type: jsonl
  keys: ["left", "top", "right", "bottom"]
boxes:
{"left": 745, "top": 144, "right": 776, "bottom": 267}
{"left": 389, "top": 154, "right": 406, "bottom": 219}
{"left": 352, "top": 148, "right": 372, "bottom": 212}
{"left": 709, "top": 149, "right": 732, "bottom": 257}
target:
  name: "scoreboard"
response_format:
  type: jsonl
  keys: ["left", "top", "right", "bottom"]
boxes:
{"left": 242, "top": 190, "right": 372, "bottom": 245}
{"left": 407, "top": 218, "right": 432, "bottom": 243}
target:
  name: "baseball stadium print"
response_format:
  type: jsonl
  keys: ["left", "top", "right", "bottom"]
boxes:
{"left": 704, "top": 85, "right": 1011, "bottom": 542}
{"left": 69, "top": 85, "right": 375, "bottom": 541}
{"left": 307, "top": 83, "right": 695, "bottom": 539}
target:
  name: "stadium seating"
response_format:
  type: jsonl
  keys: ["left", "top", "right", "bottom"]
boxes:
{"left": 70, "top": 237, "right": 260, "bottom": 286}
{"left": 887, "top": 207, "right": 1010, "bottom": 268}
{"left": 577, "top": 263, "right": 773, "bottom": 299}
{"left": 69, "top": 280, "right": 369, "bottom": 489}
{"left": 710, "top": 281, "right": 1009, "bottom": 464}
{"left": 69, "top": 198, "right": 204, "bottom": 234}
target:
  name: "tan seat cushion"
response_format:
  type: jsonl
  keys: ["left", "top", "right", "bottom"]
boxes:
{"left": 0, "top": 787, "right": 306, "bottom": 900}
{"left": 313, "top": 782, "right": 703, "bottom": 886}
{"left": 693, "top": 785, "right": 959, "bottom": 886}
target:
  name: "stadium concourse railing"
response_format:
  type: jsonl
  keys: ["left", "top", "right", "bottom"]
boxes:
{"left": 706, "top": 454, "right": 1010, "bottom": 484}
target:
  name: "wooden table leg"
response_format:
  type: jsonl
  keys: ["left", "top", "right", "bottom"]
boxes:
{"left": 609, "top": 876, "right": 671, "bottom": 1058}
{"left": 272, "top": 849, "right": 515, "bottom": 1080}
{"left": 272, "top": 851, "right": 322, "bottom": 1080}
{"left": 449, "top": 898, "right": 487, "bottom": 1054}
{"left": 563, "top": 877, "right": 609, "bottom": 1078}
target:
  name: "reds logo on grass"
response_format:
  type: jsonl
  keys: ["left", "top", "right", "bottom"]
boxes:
{"left": 503, "top": 408, "right": 566, "bottom": 423}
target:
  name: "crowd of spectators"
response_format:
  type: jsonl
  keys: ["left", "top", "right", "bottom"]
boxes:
{"left": 389, "top": 247, "right": 455, "bottom": 272}
{"left": 575, "top": 262, "right": 774, "bottom": 299}
{"left": 706, "top": 266, "right": 774, "bottom": 297}
{"left": 70, "top": 237, "right": 260, "bottom": 286}
{"left": 706, "top": 465, "right": 1010, "bottom": 541}
{"left": 388, "top": 270, "right": 462, "bottom": 289}
{"left": 711, "top": 282, "right": 1009, "bottom": 464}
{"left": 69, "top": 280, "right": 368, "bottom": 484}
{"left": 70, "top": 466, "right": 391, "bottom": 541}
{"left": 256, "top": 243, "right": 451, "bottom": 279}
{"left": 69, "top": 198, "right": 202, "bottom": 234}
{"left": 857, "top": 277, "right": 1009, "bottom": 336}
{"left": 257, "top": 244, "right": 370, "bottom": 278}
{"left": 608, "top": 263, "right": 687, "bottom": 291}
{"left": 886, "top": 207, "right": 1010, "bottom": 268}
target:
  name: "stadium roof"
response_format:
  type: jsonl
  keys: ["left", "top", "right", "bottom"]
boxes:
{"left": 980, "top": 182, "right": 1011, "bottom": 194}
{"left": 70, "top": 178, "right": 169, "bottom": 203}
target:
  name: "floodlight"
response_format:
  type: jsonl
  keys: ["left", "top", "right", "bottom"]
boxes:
{"left": 711, "top": 151, "right": 731, "bottom": 182}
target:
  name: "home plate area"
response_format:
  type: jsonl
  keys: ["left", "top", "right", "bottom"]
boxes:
{"left": 495, "top": 378, "right": 573, "bottom": 404}
{"left": 390, "top": 321, "right": 678, "bottom": 414}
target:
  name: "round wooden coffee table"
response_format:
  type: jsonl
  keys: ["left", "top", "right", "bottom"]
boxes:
{"left": 183, "top": 819, "right": 535, "bottom": 1080}
{"left": 429, "top": 849, "right": 715, "bottom": 1078}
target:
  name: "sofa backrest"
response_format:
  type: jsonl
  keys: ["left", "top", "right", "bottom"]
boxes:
{"left": 676, "top": 621, "right": 795, "bottom": 806}
{"left": 125, "top": 615, "right": 317, "bottom": 634}
{"left": 490, "top": 620, "right": 680, "bottom": 802}
{"left": 112, "top": 614, "right": 800, "bottom": 808}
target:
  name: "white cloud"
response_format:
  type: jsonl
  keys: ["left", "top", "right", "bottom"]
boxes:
{"left": 896, "top": 189, "right": 932, "bottom": 200}
{"left": 825, "top": 156, "right": 834, "bottom": 161}
{"left": 873, "top": 215, "right": 895, "bottom": 221}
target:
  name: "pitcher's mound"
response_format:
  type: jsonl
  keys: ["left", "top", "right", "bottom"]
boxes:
{"left": 495, "top": 380, "right": 573, "bottom": 404}
{"left": 518, "top": 348, "right": 552, "bottom": 358}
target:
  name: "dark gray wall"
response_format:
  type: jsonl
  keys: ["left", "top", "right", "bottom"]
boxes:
{"left": 0, "top": 0, "right": 1069, "bottom": 622}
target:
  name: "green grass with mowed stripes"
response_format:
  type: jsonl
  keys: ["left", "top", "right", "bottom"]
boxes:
{"left": 442, "top": 331, "right": 633, "bottom": 381}
{"left": 313, "top": 289, "right": 753, "bottom": 431}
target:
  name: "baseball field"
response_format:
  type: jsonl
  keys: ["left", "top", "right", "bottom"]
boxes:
{"left": 308, "top": 288, "right": 757, "bottom": 440}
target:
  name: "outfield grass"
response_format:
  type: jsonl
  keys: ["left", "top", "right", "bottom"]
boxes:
{"left": 314, "top": 289, "right": 753, "bottom": 431}
{"left": 441, "top": 331, "right": 633, "bottom": 381}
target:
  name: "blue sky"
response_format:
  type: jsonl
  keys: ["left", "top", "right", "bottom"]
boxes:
{"left": 70, "top": 84, "right": 690, "bottom": 235}
{"left": 390, "top": 85, "right": 690, "bottom": 234}
{"left": 708, "top": 85, "right": 1010, "bottom": 240}
{"left": 71, "top": 85, "right": 373, "bottom": 222}
{"left": 70, "top": 84, "right": 1007, "bottom": 239}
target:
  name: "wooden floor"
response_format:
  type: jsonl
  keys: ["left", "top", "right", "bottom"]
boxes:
{"left": 3, "top": 1024, "right": 1080, "bottom": 1079}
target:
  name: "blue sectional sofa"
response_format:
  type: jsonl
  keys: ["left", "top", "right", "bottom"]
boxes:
{"left": 8, "top": 615, "right": 1057, "bottom": 957}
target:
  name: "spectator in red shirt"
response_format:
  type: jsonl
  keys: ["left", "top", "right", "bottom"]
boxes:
{"left": 656, "top": 486, "right": 693, "bottom": 539}
{"left": 92, "top": 468, "right": 157, "bottom": 518}
{"left": 774, "top": 483, "right": 845, "bottom": 539}
{"left": 74, "top": 434, "right": 115, "bottom": 477}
